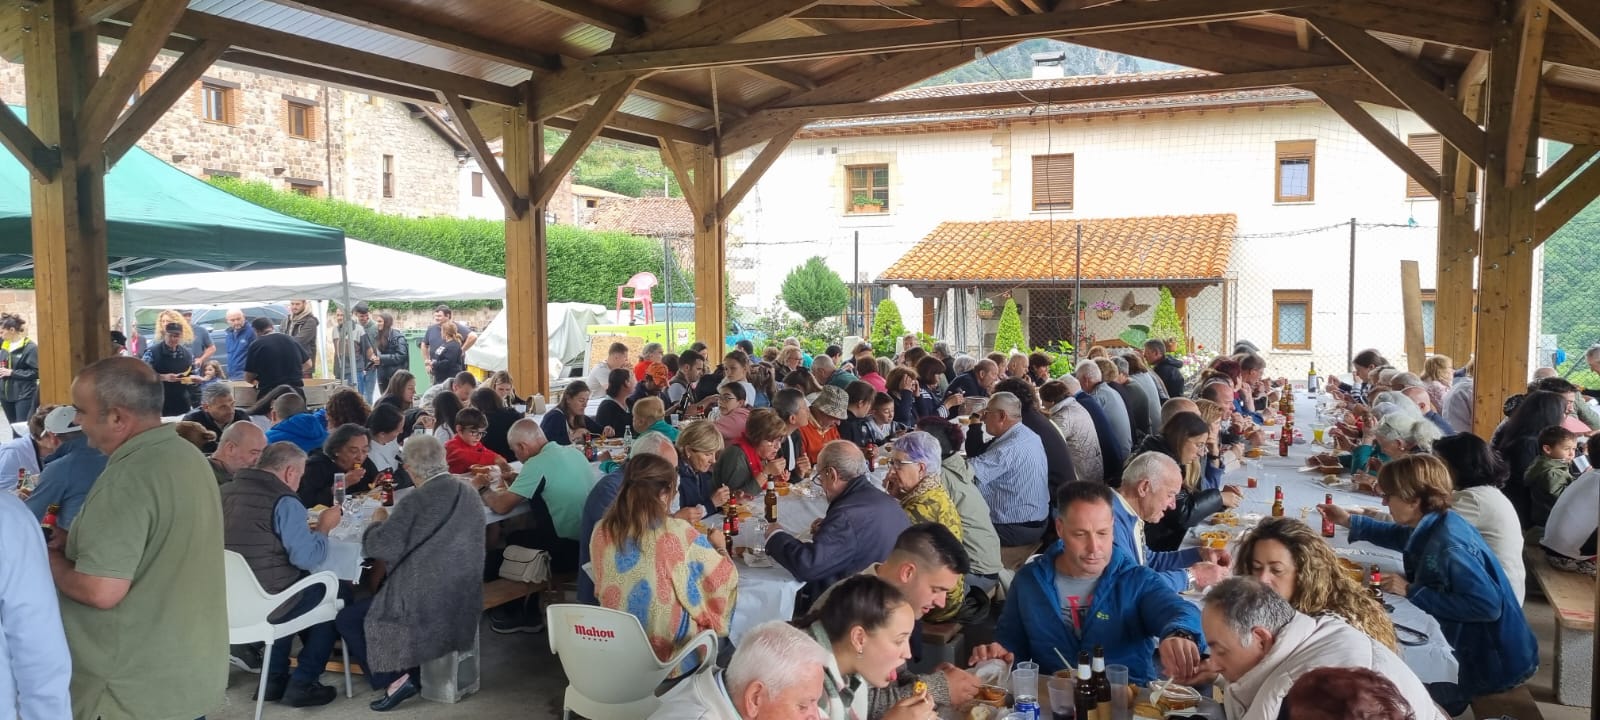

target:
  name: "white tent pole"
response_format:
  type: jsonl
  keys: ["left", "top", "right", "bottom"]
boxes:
{"left": 120, "top": 270, "right": 132, "bottom": 338}
{"left": 340, "top": 263, "right": 356, "bottom": 390}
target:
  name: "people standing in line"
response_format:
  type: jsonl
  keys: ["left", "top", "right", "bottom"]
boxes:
{"left": 429, "top": 321, "right": 466, "bottom": 386}
{"left": 48, "top": 357, "right": 227, "bottom": 720}
{"left": 351, "top": 302, "right": 381, "bottom": 398}
{"left": 0, "top": 313, "right": 41, "bottom": 423}
{"left": 223, "top": 308, "right": 256, "bottom": 381}
{"left": 421, "top": 304, "right": 478, "bottom": 380}
{"left": 373, "top": 312, "right": 410, "bottom": 399}
{"left": 331, "top": 307, "right": 376, "bottom": 400}
{"left": 284, "top": 299, "right": 320, "bottom": 377}
{"left": 246, "top": 317, "right": 310, "bottom": 394}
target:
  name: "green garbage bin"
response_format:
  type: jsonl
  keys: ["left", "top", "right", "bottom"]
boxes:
{"left": 404, "top": 329, "right": 429, "bottom": 384}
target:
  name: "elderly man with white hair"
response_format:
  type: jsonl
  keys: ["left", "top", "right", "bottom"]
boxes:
{"left": 964, "top": 392, "right": 1050, "bottom": 548}
{"left": 893, "top": 431, "right": 1003, "bottom": 594}
{"left": 765, "top": 440, "right": 909, "bottom": 601}
{"left": 1175, "top": 577, "right": 1445, "bottom": 720}
{"left": 575, "top": 431, "right": 681, "bottom": 606}
{"left": 1112, "top": 453, "right": 1229, "bottom": 592}
{"left": 209, "top": 420, "right": 267, "bottom": 485}
{"left": 1400, "top": 385, "right": 1455, "bottom": 435}
{"left": 652, "top": 620, "right": 827, "bottom": 720}
{"left": 810, "top": 354, "right": 859, "bottom": 390}
{"left": 1075, "top": 360, "right": 1132, "bottom": 461}
{"left": 223, "top": 307, "right": 255, "bottom": 380}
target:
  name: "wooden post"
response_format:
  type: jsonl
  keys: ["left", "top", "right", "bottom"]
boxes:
{"left": 1472, "top": 7, "right": 1541, "bottom": 439}
{"left": 1399, "top": 260, "right": 1425, "bottom": 373}
{"left": 922, "top": 297, "right": 935, "bottom": 336}
{"left": 690, "top": 145, "right": 726, "bottom": 350}
{"left": 502, "top": 90, "right": 550, "bottom": 397}
{"left": 23, "top": 0, "right": 110, "bottom": 402}
{"left": 1433, "top": 142, "right": 1477, "bottom": 366}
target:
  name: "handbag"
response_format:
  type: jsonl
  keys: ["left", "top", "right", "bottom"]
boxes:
{"left": 498, "top": 545, "right": 551, "bottom": 584}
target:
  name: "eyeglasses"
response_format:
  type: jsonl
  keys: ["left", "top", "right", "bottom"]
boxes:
{"left": 460, "top": 428, "right": 486, "bottom": 438}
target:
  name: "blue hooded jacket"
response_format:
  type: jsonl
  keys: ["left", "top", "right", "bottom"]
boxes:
{"left": 995, "top": 541, "right": 1203, "bottom": 684}
{"left": 1349, "top": 510, "right": 1537, "bottom": 697}
{"left": 25, "top": 434, "right": 107, "bottom": 530}
{"left": 266, "top": 408, "right": 329, "bottom": 453}
{"left": 1109, "top": 494, "right": 1201, "bottom": 593}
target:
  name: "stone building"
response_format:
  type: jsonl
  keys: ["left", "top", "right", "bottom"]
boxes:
{"left": 0, "top": 44, "right": 468, "bottom": 216}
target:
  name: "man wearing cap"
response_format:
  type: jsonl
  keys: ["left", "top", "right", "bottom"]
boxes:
{"left": 24, "top": 406, "right": 108, "bottom": 531}
{"left": 143, "top": 321, "right": 197, "bottom": 416}
{"left": 799, "top": 385, "right": 847, "bottom": 464}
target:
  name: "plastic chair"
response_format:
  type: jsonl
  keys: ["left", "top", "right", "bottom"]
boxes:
{"left": 546, "top": 603, "right": 718, "bottom": 720}
{"left": 223, "top": 550, "right": 352, "bottom": 720}
{"left": 615, "top": 272, "right": 658, "bottom": 325}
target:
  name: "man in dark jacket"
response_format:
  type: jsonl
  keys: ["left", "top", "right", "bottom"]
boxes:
{"left": 144, "top": 322, "right": 196, "bottom": 416}
{"left": 1144, "top": 340, "right": 1186, "bottom": 400}
{"left": 945, "top": 359, "right": 998, "bottom": 403}
{"left": 765, "top": 440, "right": 909, "bottom": 606}
{"left": 967, "top": 481, "right": 1204, "bottom": 683}
{"left": 995, "top": 379, "right": 1075, "bottom": 498}
{"left": 182, "top": 382, "right": 251, "bottom": 453}
{"left": 247, "top": 317, "right": 310, "bottom": 393}
{"left": 220, "top": 442, "right": 342, "bottom": 706}
{"left": 1066, "top": 375, "right": 1124, "bottom": 485}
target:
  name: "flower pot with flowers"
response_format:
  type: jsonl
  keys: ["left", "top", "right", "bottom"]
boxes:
{"left": 976, "top": 297, "right": 996, "bottom": 319}
{"left": 1091, "top": 299, "right": 1121, "bottom": 320}
{"left": 851, "top": 193, "right": 885, "bottom": 214}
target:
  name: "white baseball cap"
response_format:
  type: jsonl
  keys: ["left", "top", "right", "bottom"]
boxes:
{"left": 44, "top": 406, "right": 82, "bottom": 434}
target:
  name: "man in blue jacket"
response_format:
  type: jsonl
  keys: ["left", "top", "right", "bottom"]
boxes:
{"left": 968, "top": 481, "right": 1205, "bottom": 683}
{"left": 1112, "top": 452, "right": 1230, "bottom": 593}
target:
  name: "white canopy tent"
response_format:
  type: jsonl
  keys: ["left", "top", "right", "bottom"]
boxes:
{"left": 465, "top": 302, "right": 610, "bottom": 385}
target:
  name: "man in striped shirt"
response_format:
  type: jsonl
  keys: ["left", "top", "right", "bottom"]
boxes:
{"left": 965, "top": 392, "right": 1050, "bottom": 548}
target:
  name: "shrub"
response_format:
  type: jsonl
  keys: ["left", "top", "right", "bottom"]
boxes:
{"left": 1031, "top": 342, "right": 1077, "bottom": 378}
{"left": 870, "top": 299, "right": 907, "bottom": 357}
{"left": 1150, "top": 287, "right": 1187, "bottom": 354}
{"left": 780, "top": 256, "right": 850, "bottom": 324}
{"left": 992, "top": 298, "right": 1025, "bottom": 354}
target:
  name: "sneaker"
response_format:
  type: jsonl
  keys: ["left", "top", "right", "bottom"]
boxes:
{"left": 282, "top": 680, "right": 338, "bottom": 707}
{"left": 229, "top": 644, "right": 263, "bottom": 673}
{"left": 255, "top": 674, "right": 288, "bottom": 703}
{"left": 490, "top": 608, "right": 546, "bottom": 634}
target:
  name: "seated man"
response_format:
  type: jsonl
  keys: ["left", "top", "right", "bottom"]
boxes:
{"left": 1113, "top": 452, "right": 1229, "bottom": 592}
{"left": 965, "top": 392, "right": 1050, "bottom": 548}
{"left": 944, "top": 358, "right": 997, "bottom": 403}
{"left": 23, "top": 406, "right": 108, "bottom": 530}
{"left": 969, "top": 481, "right": 1204, "bottom": 682}
{"left": 419, "top": 370, "right": 478, "bottom": 410}
{"left": 1181, "top": 577, "right": 1445, "bottom": 720}
{"left": 1400, "top": 385, "right": 1454, "bottom": 436}
{"left": 650, "top": 620, "right": 827, "bottom": 720}
{"left": 576, "top": 433, "right": 679, "bottom": 605}
{"left": 209, "top": 421, "right": 267, "bottom": 486}
{"left": 219, "top": 442, "right": 344, "bottom": 707}
{"left": 182, "top": 382, "right": 251, "bottom": 453}
{"left": 765, "top": 440, "right": 909, "bottom": 602}
{"left": 264, "top": 392, "right": 328, "bottom": 453}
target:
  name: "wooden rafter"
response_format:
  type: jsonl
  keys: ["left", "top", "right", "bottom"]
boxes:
{"left": 1536, "top": 155, "right": 1600, "bottom": 241}
{"left": 0, "top": 102, "right": 58, "bottom": 182}
{"left": 560, "top": 104, "right": 713, "bottom": 145}
{"left": 525, "top": 0, "right": 643, "bottom": 36}
{"left": 1536, "top": 0, "right": 1600, "bottom": 53}
{"left": 215, "top": 49, "right": 439, "bottom": 103}
{"left": 279, "top": 0, "right": 561, "bottom": 71}
{"left": 658, "top": 139, "right": 704, "bottom": 219}
{"left": 1304, "top": 0, "right": 1600, "bottom": 75}
{"left": 105, "top": 40, "right": 228, "bottom": 165}
{"left": 719, "top": 123, "right": 803, "bottom": 220}
{"left": 534, "top": 78, "right": 641, "bottom": 207}
{"left": 77, "top": 0, "right": 188, "bottom": 154}
{"left": 794, "top": 5, "right": 1008, "bottom": 20}
{"left": 990, "top": 0, "right": 1028, "bottom": 15}
{"left": 441, "top": 91, "right": 526, "bottom": 218}
{"left": 1309, "top": 15, "right": 1488, "bottom": 167}
{"left": 736, "top": 64, "right": 817, "bottom": 92}
{"left": 1314, "top": 90, "right": 1442, "bottom": 198}
{"left": 1505, "top": 0, "right": 1550, "bottom": 186}
{"left": 544, "top": 115, "right": 662, "bottom": 148}
{"left": 72, "top": 0, "right": 139, "bottom": 29}
{"left": 1536, "top": 144, "right": 1597, "bottom": 197}
{"left": 577, "top": 0, "right": 1300, "bottom": 73}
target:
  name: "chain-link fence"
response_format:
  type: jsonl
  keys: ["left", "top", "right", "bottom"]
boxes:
{"left": 1539, "top": 212, "right": 1600, "bottom": 387}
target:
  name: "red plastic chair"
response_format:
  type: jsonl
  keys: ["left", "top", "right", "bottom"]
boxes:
{"left": 615, "top": 272, "right": 658, "bottom": 325}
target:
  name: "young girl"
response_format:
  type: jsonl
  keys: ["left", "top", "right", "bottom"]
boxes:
{"left": 198, "top": 360, "right": 227, "bottom": 389}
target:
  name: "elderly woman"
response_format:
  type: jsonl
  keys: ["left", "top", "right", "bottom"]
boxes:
{"left": 883, "top": 431, "right": 967, "bottom": 621}
{"left": 591, "top": 453, "right": 737, "bottom": 674}
{"left": 632, "top": 396, "right": 678, "bottom": 442}
{"left": 913, "top": 417, "right": 1003, "bottom": 594}
{"left": 596, "top": 368, "right": 636, "bottom": 439}
{"left": 1432, "top": 433, "right": 1524, "bottom": 605}
{"left": 677, "top": 419, "right": 730, "bottom": 515}
{"left": 1039, "top": 379, "right": 1104, "bottom": 485}
{"left": 712, "top": 408, "right": 789, "bottom": 498}
{"left": 541, "top": 382, "right": 605, "bottom": 447}
{"left": 795, "top": 575, "right": 923, "bottom": 720}
{"left": 712, "top": 381, "right": 752, "bottom": 443}
{"left": 1356, "top": 412, "right": 1442, "bottom": 483}
{"left": 777, "top": 345, "right": 805, "bottom": 376}
{"left": 1320, "top": 455, "right": 1537, "bottom": 713}
{"left": 1234, "top": 517, "right": 1398, "bottom": 649}
{"left": 335, "top": 435, "right": 484, "bottom": 711}
{"left": 297, "top": 423, "right": 377, "bottom": 507}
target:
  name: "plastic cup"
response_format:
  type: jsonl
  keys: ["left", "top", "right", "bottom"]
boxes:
{"left": 670, "top": 414, "right": 680, "bottom": 426}
{"left": 1011, "top": 663, "right": 1039, "bottom": 704}
{"left": 1106, "top": 665, "right": 1130, "bottom": 720}
{"left": 1313, "top": 427, "right": 1325, "bottom": 444}
{"left": 1046, "top": 676, "right": 1075, "bottom": 718}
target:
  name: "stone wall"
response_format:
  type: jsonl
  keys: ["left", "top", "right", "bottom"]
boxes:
{"left": 0, "top": 290, "right": 125, "bottom": 341}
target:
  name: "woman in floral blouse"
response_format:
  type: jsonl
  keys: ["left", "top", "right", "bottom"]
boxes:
{"left": 881, "top": 430, "right": 965, "bottom": 622}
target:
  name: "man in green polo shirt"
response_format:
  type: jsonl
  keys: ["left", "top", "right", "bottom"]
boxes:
{"left": 47, "top": 357, "right": 227, "bottom": 720}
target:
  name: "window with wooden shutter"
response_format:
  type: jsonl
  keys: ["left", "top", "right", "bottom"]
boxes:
{"left": 1405, "top": 133, "right": 1443, "bottom": 199}
{"left": 1031, "top": 153, "right": 1074, "bottom": 211}
{"left": 200, "top": 83, "right": 231, "bottom": 124}
{"left": 285, "top": 101, "right": 315, "bottom": 140}
{"left": 382, "top": 155, "right": 395, "bottom": 198}
{"left": 1274, "top": 140, "right": 1315, "bottom": 202}
{"left": 844, "top": 164, "right": 889, "bottom": 214}
{"left": 1272, "top": 290, "right": 1313, "bottom": 350}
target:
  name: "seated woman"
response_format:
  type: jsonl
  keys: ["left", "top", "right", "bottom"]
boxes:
{"left": 628, "top": 361, "right": 670, "bottom": 410}
{"left": 376, "top": 371, "right": 417, "bottom": 412}
{"left": 541, "top": 382, "right": 604, "bottom": 446}
{"left": 444, "top": 408, "right": 512, "bottom": 476}
{"left": 836, "top": 381, "right": 879, "bottom": 448}
{"left": 298, "top": 424, "right": 377, "bottom": 507}
{"left": 633, "top": 396, "right": 678, "bottom": 443}
{"left": 747, "top": 363, "right": 776, "bottom": 409}
{"left": 1491, "top": 390, "right": 1567, "bottom": 524}
{"left": 335, "top": 435, "right": 484, "bottom": 711}
{"left": 1137, "top": 411, "right": 1239, "bottom": 551}
{"left": 469, "top": 386, "right": 523, "bottom": 461}
{"left": 488, "top": 370, "right": 525, "bottom": 409}
{"left": 883, "top": 431, "right": 966, "bottom": 622}
{"left": 1432, "top": 433, "right": 1525, "bottom": 604}
{"left": 1353, "top": 411, "right": 1442, "bottom": 487}
{"left": 914, "top": 417, "right": 1003, "bottom": 595}
{"left": 365, "top": 404, "right": 408, "bottom": 481}
{"left": 677, "top": 419, "right": 730, "bottom": 515}
{"left": 796, "top": 574, "right": 920, "bottom": 720}
{"left": 1320, "top": 455, "right": 1537, "bottom": 715}
{"left": 1542, "top": 439, "right": 1599, "bottom": 576}
{"left": 783, "top": 369, "right": 822, "bottom": 400}
{"left": 1234, "top": 517, "right": 1398, "bottom": 649}
{"left": 884, "top": 367, "right": 918, "bottom": 426}
{"left": 856, "top": 354, "right": 888, "bottom": 394}
{"left": 430, "top": 391, "right": 465, "bottom": 444}
{"left": 324, "top": 389, "right": 371, "bottom": 428}
{"left": 712, "top": 408, "right": 789, "bottom": 498}
{"left": 595, "top": 368, "right": 635, "bottom": 439}
{"left": 590, "top": 453, "right": 737, "bottom": 674}
{"left": 712, "top": 381, "right": 752, "bottom": 443}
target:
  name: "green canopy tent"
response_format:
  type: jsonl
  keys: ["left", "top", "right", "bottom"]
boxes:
{"left": 0, "top": 105, "right": 346, "bottom": 278}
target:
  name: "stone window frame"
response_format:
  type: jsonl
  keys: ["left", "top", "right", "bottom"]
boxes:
{"left": 197, "top": 77, "right": 239, "bottom": 125}
{"left": 283, "top": 95, "right": 319, "bottom": 141}
{"left": 382, "top": 154, "right": 396, "bottom": 198}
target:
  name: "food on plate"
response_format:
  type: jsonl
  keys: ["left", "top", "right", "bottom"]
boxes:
{"left": 975, "top": 685, "right": 1007, "bottom": 705}
{"left": 1244, "top": 447, "right": 1264, "bottom": 458}
{"left": 968, "top": 704, "right": 997, "bottom": 720}
{"left": 1208, "top": 511, "right": 1239, "bottom": 526}
{"left": 1133, "top": 703, "right": 1163, "bottom": 719}
{"left": 1198, "top": 529, "right": 1231, "bottom": 548}
{"left": 1321, "top": 474, "right": 1341, "bottom": 486}
{"left": 1152, "top": 682, "right": 1200, "bottom": 712}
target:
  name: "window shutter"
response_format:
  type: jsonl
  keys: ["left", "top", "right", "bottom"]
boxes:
{"left": 1031, "top": 154, "right": 1074, "bottom": 210}
{"left": 1405, "top": 133, "right": 1442, "bottom": 199}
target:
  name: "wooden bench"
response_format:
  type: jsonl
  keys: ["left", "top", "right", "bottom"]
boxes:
{"left": 1470, "top": 685, "right": 1544, "bottom": 720}
{"left": 1523, "top": 545, "right": 1594, "bottom": 707}
{"left": 483, "top": 578, "right": 540, "bottom": 611}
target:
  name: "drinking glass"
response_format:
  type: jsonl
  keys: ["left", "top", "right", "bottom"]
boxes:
{"left": 1105, "top": 665, "right": 1130, "bottom": 720}
{"left": 1012, "top": 662, "right": 1039, "bottom": 705}
{"left": 1046, "top": 676, "right": 1075, "bottom": 720}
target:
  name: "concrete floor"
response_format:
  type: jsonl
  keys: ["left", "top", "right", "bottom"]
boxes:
{"left": 210, "top": 598, "right": 1592, "bottom": 720}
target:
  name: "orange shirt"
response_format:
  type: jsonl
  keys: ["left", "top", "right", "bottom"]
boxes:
{"left": 797, "top": 421, "right": 840, "bottom": 464}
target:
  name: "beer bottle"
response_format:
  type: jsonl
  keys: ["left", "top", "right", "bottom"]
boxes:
{"left": 865, "top": 443, "right": 877, "bottom": 472}
{"left": 1369, "top": 565, "right": 1383, "bottom": 599}
{"left": 764, "top": 481, "right": 778, "bottom": 523}
{"left": 1277, "top": 421, "right": 1291, "bottom": 457}
{"left": 1271, "top": 486, "right": 1285, "bottom": 518}
{"left": 41, "top": 503, "right": 60, "bottom": 541}
{"left": 1091, "top": 645, "right": 1111, "bottom": 706}
{"left": 1322, "top": 493, "right": 1336, "bottom": 537}
{"left": 1074, "top": 652, "right": 1099, "bottom": 720}
{"left": 724, "top": 496, "right": 740, "bottom": 537}
{"left": 380, "top": 479, "right": 395, "bottom": 507}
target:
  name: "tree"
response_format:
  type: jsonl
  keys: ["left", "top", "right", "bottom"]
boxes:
{"left": 1149, "top": 287, "right": 1187, "bottom": 354}
{"left": 993, "top": 298, "right": 1025, "bottom": 354}
{"left": 780, "top": 256, "right": 849, "bottom": 324}
{"left": 870, "top": 299, "right": 907, "bottom": 357}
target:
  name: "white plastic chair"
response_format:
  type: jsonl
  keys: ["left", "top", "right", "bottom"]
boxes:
{"left": 223, "top": 550, "right": 352, "bottom": 720}
{"left": 546, "top": 603, "right": 718, "bottom": 720}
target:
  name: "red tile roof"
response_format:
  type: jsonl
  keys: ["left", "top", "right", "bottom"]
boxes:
{"left": 586, "top": 197, "right": 695, "bottom": 238}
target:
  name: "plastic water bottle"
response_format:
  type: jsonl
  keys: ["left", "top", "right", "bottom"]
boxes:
{"left": 623, "top": 426, "right": 634, "bottom": 446}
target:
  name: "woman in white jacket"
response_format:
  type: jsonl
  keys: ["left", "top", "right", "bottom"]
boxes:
{"left": 1177, "top": 578, "right": 1446, "bottom": 720}
{"left": 1433, "top": 433, "right": 1526, "bottom": 605}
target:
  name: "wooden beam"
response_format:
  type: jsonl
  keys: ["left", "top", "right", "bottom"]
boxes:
{"left": 1434, "top": 142, "right": 1476, "bottom": 365}
{"left": 502, "top": 91, "right": 550, "bottom": 398}
{"left": 1314, "top": 90, "right": 1443, "bottom": 199}
{"left": 77, "top": 0, "right": 187, "bottom": 154}
{"left": 1547, "top": 0, "right": 1600, "bottom": 51}
{"left": 527, "top": 0, "right": 643, "bottom": 36}
{"left": 1400, "top": 260, "right": 1425, "bottom": 373}
{"left": 562, "top": 105, "right": 713, "bottom": 145}
{"left": 72, "top": 0, "right": 138, "bottom": 29}
{"left": 1506, "top": 0, "right": 1550, "bottom": 186}
{"left": 544, "top": 115, "right": 660, "bottom": 147}
{"left": 277, "top": 0, "right": 561, "bottom": 71}
{"left": 1309, "top": 15, "right": 1489, "bottom": 168}
{"left": 735, "top": 64, "right": 816, "bottom": 92}
{"left": 794, "top": 5, "right": 1008, "bottom": 21}
{"left": 0, "top": 102, "right": 59, "bottom": 183}
{"left": 1536, "top": 156, "right": 1600, "bottom": 242}
{"left": 213, "top": 49, "right": 440, "bottom": 104}
{"left": 578, "top": 0, "right": 1301, "bottom": 72}
{"left": 990, "top": 0, "right": 1028, "bottom": 15}
{"left": 534, "top": 77, "right": 640, "bottom": 208}
{"left": 1537, "top": 143, "right": 1597, "bottom": 197}
{"left": 1453, "top": 61, "right": 1485, "bottom": 214}
{"left": 1294, "top": 18, "right": 1312, "bottom": 51}
{"left": 1304, "top": 0, "right": 1600, "bottom": 75}
{"left": 105, "top": 40, "right": 227, "bottom": 166}
{"left": 442, "top": 92, "right": 526, "bottom": 218}
{"left": 689, "top": 144, "right": 726, "bottom": 348}
{"left": 659, "top": 139, "right": 704, "bottom": 220}
{"left": 719, "top": 123, "right": 802, "bottom": 221}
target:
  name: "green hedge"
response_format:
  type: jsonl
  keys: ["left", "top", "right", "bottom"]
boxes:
{"left": 208, "top": 178, "right": 692, "bottom": 307}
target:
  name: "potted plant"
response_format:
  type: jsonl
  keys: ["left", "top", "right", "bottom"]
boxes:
{"left": 976, "top": 297, "right": 996, "bottom": 319}
{"left": 1091, "top": 299, "right": 1121, "bottom": 320}
{"left": 851, "top": 193, "right": 884, "bottom": 213}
